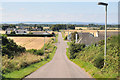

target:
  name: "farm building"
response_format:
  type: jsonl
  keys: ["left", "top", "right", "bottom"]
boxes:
{"left": 69, "top": 31, "right": 118, "bottom": 46}
{"left": 6, "top": 29, "right": 27, "bottom": 34}
{"left": 15, "top": 30, "right": 27, "bottom": 34}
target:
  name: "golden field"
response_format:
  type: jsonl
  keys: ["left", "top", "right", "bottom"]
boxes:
{"left": 63, "top": 30, "right": 118, "bottom": 35}
{"left": 7, "top": 37, "right": 53, "bottom": 50}
{"left": 0, "top": 31, "right": 6, "bottom": 34}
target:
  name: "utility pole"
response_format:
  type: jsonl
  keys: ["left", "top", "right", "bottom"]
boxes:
{"left": 67, "top": 25, "right": 69, "bottom": 40}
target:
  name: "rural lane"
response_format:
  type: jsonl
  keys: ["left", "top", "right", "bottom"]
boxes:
{"left": 25, "top": 32, "right": 90, "bottom": 78}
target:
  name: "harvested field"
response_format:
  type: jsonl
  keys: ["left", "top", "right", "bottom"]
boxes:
{"left": 63, "top": 30, "right": 118, "bottom": 35}
{"left": 0, "top": 31, "right": 6, "bottom": 34}
{"left": 7, "top": 37, "right": 53, "bottom": 50}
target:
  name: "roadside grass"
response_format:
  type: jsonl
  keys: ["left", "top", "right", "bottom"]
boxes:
{"left": 66, "top": 47, "right": 117, "bottom": 79}
{"left": 67, "top": 42, "right": 70, "bottom": 46}
{"left": 61, "top": 31, "right": 67, "bottom": 40}
{"left": 66, "top": 38, "right": 119, "bottom": 79}
{"left": 54, "top": 34, "right": 58, "bottom": 43}
{"left": 71, "top": 59, "right": 117, "bottom": 80}
{"left": 2, "top": 60, "right": 48, "bottom": 79}
{"left": 2, "top": 34, "right": 58, "bottom": 79}
{"left": 2, "top": 46, "right": 57, "bottom": 79}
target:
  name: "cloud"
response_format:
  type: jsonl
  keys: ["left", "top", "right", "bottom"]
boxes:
{"left": 20, "top": 8, "right": 25, "bottom": 10}
{"left": 0, "top": 7, "right": 3, "bottom": 10}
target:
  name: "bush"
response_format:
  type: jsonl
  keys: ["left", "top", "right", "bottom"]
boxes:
{"left": 64, "top": 35, "right": 67, "bottom": 40}
{"left": 10, "top": 31, "right": 16, "bottom": 34}
{"left": 69, "top": 42, "right": 85, "bottom": 59}
{"left": 35, "top": 49, "right": 44, "bottom": 55}
{"left": 93, "top": 54, "right": 104, "bottom": 69}
{"left": 2, "top": 35, "right": 26, "bottom": 57}
{"left": 29, "top": 32, "right": 33, "bottom": 34}
{"left": 27, "top": 49, "right": 44, "bottom": 55}
{"left": 52, "top": 32, "right": 55, "bottom": 36}
{"left": 71, "top": 32, "right": 79, "bottom": 41}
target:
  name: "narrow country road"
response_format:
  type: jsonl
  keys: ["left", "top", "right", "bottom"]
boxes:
{"left": 25, "top": 32, "right": 90, "bottom": 78}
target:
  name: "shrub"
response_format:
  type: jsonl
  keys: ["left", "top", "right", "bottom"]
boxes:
{"left": 52, "top": 32, "right": 55, "bottom": 36}
{"left": 93, "top": 54, "right": 104, "bottom": 69}
{"left": 64, "top": 35, "right": 67, "bottom": 40}
{"left": 71, "top": 32, "right": 79, "bottom": 41}
{"left": 2, "top": 35, "right": 26, "bottom": 57}
{"left": 27, "top": 49, "right": 44, "bottom": 55}
{"left": 35, "top": 49, "right": 44, "bottom": 55}
{"left": 10, "top": 31, "right": 16, "bottom": 34}
{"left": 69, "top": 42, "right": 85, "bottom": 59}
{"left": 29, "top": 32, "right": 33, "bottom": 34}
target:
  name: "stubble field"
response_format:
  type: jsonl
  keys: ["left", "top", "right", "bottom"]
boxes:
{"left": 7, "top": 37, "right": 53, "bottom": 50}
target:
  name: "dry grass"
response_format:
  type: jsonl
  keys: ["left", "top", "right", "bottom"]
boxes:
{"left": 7, "top": 37, "right": 52, "bottom": 50}
{"left": 2, "top": 53, "right": 44, "bottom": 73}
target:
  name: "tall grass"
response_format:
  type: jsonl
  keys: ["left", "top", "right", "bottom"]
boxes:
{"left": 2, "top": 45, "right": 57, "bottom": 79}
{"left": 2, "top": 53, "right": 44, "bottom": 74}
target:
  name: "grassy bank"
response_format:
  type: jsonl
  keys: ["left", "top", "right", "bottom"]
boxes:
{"left": 2, "top": 46, "right": 57, "bottom": 79}
{"left": 2, "top": 33, "right": 58, "bottom": 79}
{"left": 66, "top": 35, "right": 119, "bottom": 79}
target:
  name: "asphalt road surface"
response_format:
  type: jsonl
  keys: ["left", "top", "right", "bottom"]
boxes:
{"left": 25, "top": 32, "right": 90, "bottom": 78}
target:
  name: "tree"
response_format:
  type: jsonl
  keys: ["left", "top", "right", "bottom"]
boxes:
{"left": 100, "top": 26, "right": 105, "bottom": 30}
{"left": 9, "top": 24, "right": 15, "bottom": 28}
{"left": 71, "top": 32, "right": 79, "bottom": 41}
{"left": 2, "top": 35, "right": 26, "bottom": 57}
{"left": 68, "top": 25, "right": 75, "bottom": 29}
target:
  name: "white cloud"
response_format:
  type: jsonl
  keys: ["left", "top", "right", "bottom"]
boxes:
{"left": 0, "top": 8, "right": 3, "bottom": 10}
{"left": 20, "top": 8, "right": 25, "bottom": 10}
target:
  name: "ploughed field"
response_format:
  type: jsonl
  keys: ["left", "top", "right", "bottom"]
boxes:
{"left": 7, "top": 37, "right": 52, "bottom": 50}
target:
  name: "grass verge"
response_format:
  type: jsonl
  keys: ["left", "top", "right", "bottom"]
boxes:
{"left": 2, "top": 46, "right": 57, "bottom": 79}
{"left": 61, "top": 31, "right": 67, "bottom": 40}
{"left": 66, "top": 40, "right": 119, "bottom": 79}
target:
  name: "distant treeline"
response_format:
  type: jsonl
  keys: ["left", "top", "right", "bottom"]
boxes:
{"left": 0, "top": 23, "right": 118, "bottom": 31}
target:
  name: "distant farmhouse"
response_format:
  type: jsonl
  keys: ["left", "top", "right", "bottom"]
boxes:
{"left": 15, "top": 30, "right": 27, "bottom": 34}
{"left": 6, "top": 28, "right": 27, "bottom": 34}
{"left": 15, "top": 26, "right": 43, "bottom": 31}
{"left": 69, "top": 31, "right": 118, "bottom": 46}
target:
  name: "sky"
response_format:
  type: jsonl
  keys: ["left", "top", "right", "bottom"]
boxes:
{"left": 0, "top": 1, "right": 118, "bottom": 24}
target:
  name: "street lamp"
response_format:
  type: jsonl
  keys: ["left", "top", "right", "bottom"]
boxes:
{"left": 98, "top": 2, "right": 108, "bottom": 66}
{"left": 67, "top": 25, "right": 69, "bottom": 40}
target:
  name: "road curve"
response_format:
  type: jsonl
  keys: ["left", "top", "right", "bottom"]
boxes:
{"left": 25, "top": 32, "right": 90, "bottom": 78}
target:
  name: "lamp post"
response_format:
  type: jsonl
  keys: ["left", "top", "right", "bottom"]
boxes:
{"left": 67, "top": 25, "right": 69, "bottom": 40}
{"left": 98, "top": 2, "right": 108, "bottom": 66}
{"left": 44, "top": 36, "right": 45, "bottom": 54}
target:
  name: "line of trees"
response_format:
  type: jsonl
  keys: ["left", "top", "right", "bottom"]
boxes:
{"left": 50, "top": 24, "right": 75, "bottom": 31}
{"left": 0, "top": 23, "right": 118, "bottom": 31}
